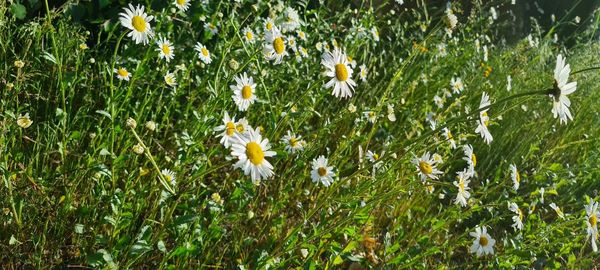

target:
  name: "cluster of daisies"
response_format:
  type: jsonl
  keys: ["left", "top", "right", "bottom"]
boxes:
{"left": 112, "top": 0, "right": 593, "bottom": 260}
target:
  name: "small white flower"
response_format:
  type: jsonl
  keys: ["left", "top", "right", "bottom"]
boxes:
{"left": 311, "top": 156, "right": 335, "bottom": 187}
{"left": 453, "top": 170, "right": 471, "bottom": 207}
{"left": 119, "top": 4, "right": 154, "bottom": 45}
{"left": 412, "top": 152, "right": 443, "bottom": 181}
{"left": 281, "top": 131, "right": 306, "bottom": 153}
{"left": 230, "top": 127, "right": 276, "bottom": 183}
{"left": 194, "top": 42, "right": 212, "bottom": 64}
{"left": 164, "top": 71, "right": 177, "bottom": 87}
{"left": 156, "top": 37, "right": 175, "bottom": 62}
{"left": 174, "top": 0, "right": 191, "bottom": 12}
{"left": 442, "top": 128, "right": 456, "bottom": 149}
{"left": 510, "top": 164, "right": 521, "bottom": 190}
{"left": 475, "top": 92, "right": 493, "bottom": 144}
{"left": 230, "top": 72, "right": 257, "bottom": 111}
{"left": 462, "top": 145, "right": 477, "bottom": 177}
{"left": 322, "top": 47, "right": 356, "bottom": 99}
{"left": 585, "top": 199, "right": 599, "bottom": 252}
{"left": 508, "top": 202, "right": 524, "bottom": 231}
{"left": 549, "top": 203, "right": 565, "bottom": 219}
{"left": 550, "top": 54, "right": 577, "bottom": 124}
{"left": 450, "top": 77, "right": 464, "bottom": 94}
{"left": 469, "top": 226, "right": 496, "bottom": 257}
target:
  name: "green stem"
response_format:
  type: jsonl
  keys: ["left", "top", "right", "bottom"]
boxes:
{"left": 129, "top": 127, "right": 176, "bottom": 195}
{"left": 572, "top": 66, "right": 600, "bottom": 75}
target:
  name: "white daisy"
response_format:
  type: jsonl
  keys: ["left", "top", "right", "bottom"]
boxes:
{"left": 322, "top": 47, "right": 357, "bottom": 99}
{"left": 263, "top": 17, "right": 275, "bottom": 32}
{"left": 204, "top": 22, "right": 218, "bottom": 35}
{"left": 450, "top": 77, "right": 464, "bottom": 94}
{"left": 453, "top": 170, "right": 471, "bottom": 207}
{"left": 119, "top": 4, "right": 154, "bottom": 45}
{"left": 174, "top": 0, "right": 191, "bottom": 12}
{"left": 282, "top": 7, "right": 301, "bottom": 32}
{"left": 510, "top": 164, "right": 521, "bottom": 191}
{"left": 508, "top": 202, "right": 524, "bottom": 231}
{"left": 297, "top": 30, "right": 307, "bottom": 41}
{"left": 469, "top": 226, "right": 496, "bottom": 257}
{"left": 412, "top": 152, "right": 443, "bottom": 181}
{"left": 230, "top": 127, "right": 276, "bottom": 183}
{"left": 280, "top": 130, "right": 306, "bottom": 153}
{"left": 164, "top": 71, "right": 177, "bottom": 87}
{"left": 442, "top": 127, "right": 456, "bottom": 149}
{"left": 364, "top": 111, "right": 377, "bottom": 123}
{"left": 242, "top": 27, "right": 255, "bottom": 43}
{"left": 311, "top": 156, "right": 335, "bottom": 187}
{"left": 156, "top": 37, "right": 174, "bottom": 62}
{"left": 194, "top": 42, "right": 212, "bottom": 64}
{"left": 17, "top": 113, "right": 33, "bottom": 129}
{"left": 585, "top": 199, "right": 599, "bottom": 252}
{"left": 161, "top": 169, "right": 177, "bottom": 186}
{"left": 214, "top": 112, "right": 238, "bottom": 147}
{"left": 370, "top": 26, "right": 380, "bottom": 42}
{"left": 475, "top": 92, "right": 493, "bottom": 144}
{"left": 462, "top": 144, "right": 477, "bottom": 177}
{"left": 550, "top": 54, "right": 577, "bottom": 124}
{"left": 230, "top": 72, "right": 257, "bottom": 111}
{"left": 359, "top": 64, "right": 368, "bottom": 82}
{"left": 114, "top": 67, "right": 131, "bottom": 81}
{"left": 263, "top": 26, "right": 288, "bottom": 64}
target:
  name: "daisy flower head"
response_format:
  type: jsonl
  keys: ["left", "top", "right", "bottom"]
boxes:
{"left": 17, "top": 113, "right": 33, "bottom": 129}
{"left": 508, "top": 202, "right": 524, "bottom": 231}
{"left": 444, "top": 9, "right": 458, "bottom": 30}
{"left": 450, "top": 76, "right": 464, "bottom": 94}
{"left": 453, "top": 170, "right": 471, "bottom": 207}
{"left": 204, "top": 22, "right": 218, "bottom": 35}
{"left": 114, "top": 67, "right": 131, "bottom": 81}
{"left": 282, "top": 7, "right": 301, "bottom": 32}
{"left": 174, "top": 0, "right": 190, "bottom": 12}
{"left": 119, "top": 4, "right": 154, "bottom": 45}
{"left": 359, "top": 64, "right": 368, "bottom": 82}
{"left": 412, "top": 152, "right": 443, "bottom": 181}
{"left": 442, "top": 127, "right": 456, "bottom": 149}
{"left": 230, "top": 72, "right": 257, "bottom": 111}
{"left": 469, "top": 226, "right": 496, "bottom": 257}
{"left": 550, "top": 54, "right": 577, "bottom": 124}
{"left": 297, "top": 30, "right": 307, "bottom": 41}
{"left": 364, "top": 111, "right": 377, "bottom": 123}
{"left": 161, "top": 169, "right": 177, "bottom": 186}
{"left": 475, "top": 92, "right": 493, "bottom": 145}
{"left": 194, "top": 42, "right": 212, "bottom": 64}
{"left": 280, "top": 130, "right": 306, "bottom": 153}
{"left": 549, "top": 203, "right": 565, "bottom": 219}
{"left": 462, "top": 144, "right": 477, "bottom": 176}
{"left": 263, "top": 17, "right": 275, "bottom": 32}
{"left": 230, "top": 127, "right": 276, "bottom": 184}
{"left": 156, "top": 37, "right": 174, "bottom": 62}
{"left": 366, "top": 150, "right": 384, "bottom": 169}
{"left": 311, "top": 156, "right": 335, "bottom": 187}
{"left": 510, "top": 164, "right": 521, "bottom": 190}
{"left": 242, "top": 27, "right": 255, "bottom": 44}
{"left": 585, "top": 199, "right": 599, "bottom": 252}
{"left": 214, "top": 112, "right": 238, "bottom": 147}
{"left": 322, "top": 47, "right": 357, "bottom": 99}
{"left": 164, "top": 71, "right": 177, "bottom": 88}
{"left": 263, "top": 26, "right": 288, "bottom": 64}
{"left": 370, "top": 26, "right": 380, "bottom": 42}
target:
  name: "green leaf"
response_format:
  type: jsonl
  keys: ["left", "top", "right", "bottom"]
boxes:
{"left": 10, "top": 3, "right": 27, "bottom": 20}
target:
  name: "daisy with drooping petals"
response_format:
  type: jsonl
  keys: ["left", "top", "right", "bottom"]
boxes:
{"left": 282, "top": 7, "right": 301, "bottom": 32}
{"left": 156, "top": 37, "right": 174, "bottom": 62}
{"left": 510, "top": 164, "right": 521, "bottom": 190}
{"left": 114, "top": 67, "right": 131, "bottom": 81}
{"left": 164, "top": 72, "right": 177, "bottom": 88}
{"left": 450, "top": 77, "right": 464, "bottom": 94}
{"left": 263, "top": 26, "right": 288, "bottom": 64}
{"left": 585, "top": 199, "right": 599, "bottom": 252}
{"left": 442, "top": 127, "right": 456, "bottom": 149}
{"left": 214, "top": 112, "right": 238, "bottom": 148}
{"left": 462, "top": 144, "right": 477, "bottom": 177}
{"left": 194, "top": 42, "right": 212, "bottom": 64}
{"left": 230, "top": 72, "right": 257, "bottom": 111}
{"left": 281, "top": 131, "right": 306, "bottom": 153}
{"left": 119, "top": 4, "right": 154, "bottom": 45}
{"left": 359, "top": 64, "right": 368, "bottom": 82}
{"left": 230, "top": 127, "right": 276, "bottom": 183}
{"left": 469, "top": 226, "right": 496, "bottom": 257}
{"left": 17, "top": 113, "right": 33, "bottom": 129}
{"left": 174, "top": 0, "right": 191, "bottom": 12}
{"left": 412, "top": 152, "right": 443, "bottom": 181}
{"left": 311, "top": 156, "right": 335, "bottom": 187}
{"left": 475, "top": 92, "right": 493, "bottom": 145}
{"left": 550, "top": 54, "right": 577, "bottom": 124}
{"left": 322, "top": 47, "right": 357, "bottom": 99}
{"left": 508, "top": 202, "right": 524, "bottom": 231}
{"left": 549, "top": 203, "right": 565, "bottom": 219}
{"left": 242, "top": 27, "right": 255, "bottom": 44}
{"left": 454, "top": 170, "right": 471, "bottom": 207}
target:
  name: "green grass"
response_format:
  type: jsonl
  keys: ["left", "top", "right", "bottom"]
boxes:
{"left": 1, "top": 0, "right": 599, "bottom": 268}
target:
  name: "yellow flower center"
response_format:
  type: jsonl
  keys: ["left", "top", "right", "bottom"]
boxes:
{"left": 165, "top": 76, "right": 174, "bottom": 85}
{"left": 289, "top": 137, "right": 299, "bottom": 147}
{"left": 518, "top": 208, "right": 523, "bottom": 221}
{"left": 479, "top": 235, "right": 488, "bottom": 246}
{"left": 236, "top": 123, "right": 245, "bottom": 133}
{"left": 273, "top": 37, "right": 285, "bottom": 55}
{"left": 246, "top": 142, "right": 265, "bottom": 165}
{"left": 471, "top": 154, "right": 477, "bottom": 167}
{"left": 163, "top": 174, "right": 172, "bottom": 182}
{"left": 515, "top": 171, "right": 521, "bottom": 183}
{"left": 117, "top": 68, "right": 129, "bottom": 77}
{"left": 318, "top": 167, "right": 327, "bottom": 177}
{"left": 419, "top": 161, "right": 433, "bottom": 175}
{"left": 226, "top": 122, "right": 236, "bottom": 136}
{"left": 266, "top": 22, "right": 273, "bottom": 31}
{"left": 241, "top": 85, "right": 253, "bottom": 100}
{"left": 162, "top": 44, "right": 171, "bottom": 55}
{"left": 590, "top": 214, "right": 598, "bottom": 227}
{"left": 458, "top": 180, "right": 465, "bottom": 191}
{"left": 201, "top": 47, "right": 209, "bottom": 57}
{"left": 131, "top": 16, "right": 146, "bottom": 32}
{"left": 245, "top": 31, "right": 253, "bottom": 40}
{"left": 177, "top": 0, "right": 186, "bottom": 5}
{"left": 482, "top": 111, "right": 489, "bottom": 126}
{"left": 373, "top": 154, "right": 379, "bottom": 160}
{"left": 335, "top": 63, "right": 349, "bottom": 81}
